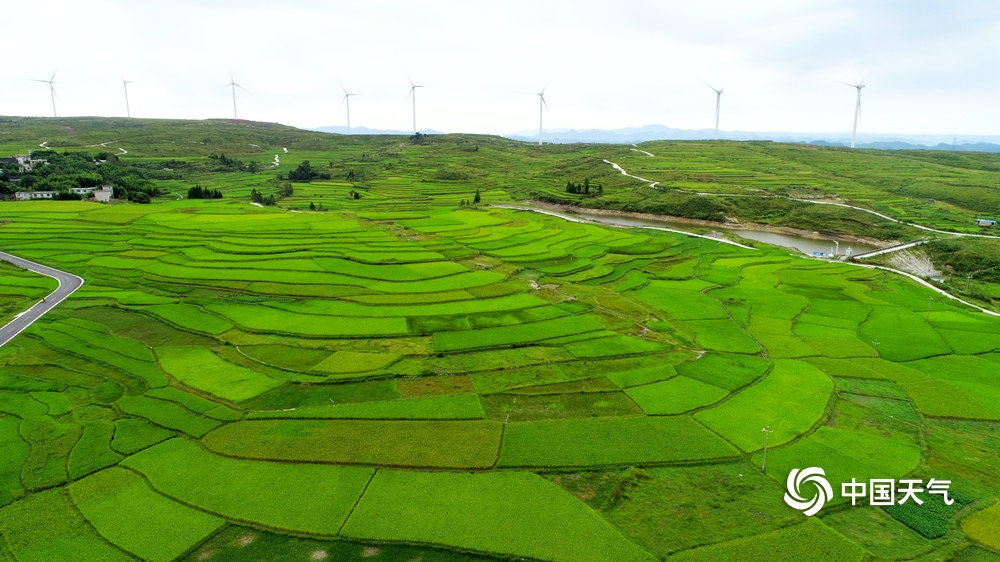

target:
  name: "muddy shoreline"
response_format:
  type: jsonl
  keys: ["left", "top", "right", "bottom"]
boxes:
{"left": 524, "top": 201, "right": 896, "bottom": 249}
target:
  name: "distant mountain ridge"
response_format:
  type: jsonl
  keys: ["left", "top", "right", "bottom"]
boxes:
{"left": 310, "top": 122, "right": 1000, "bottom": 152}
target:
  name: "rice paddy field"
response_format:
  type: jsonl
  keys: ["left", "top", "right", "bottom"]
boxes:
{"left": 0, "top": 117, "right": 999, "bottom": 561}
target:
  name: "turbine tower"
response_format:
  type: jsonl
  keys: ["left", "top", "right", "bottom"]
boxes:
{"left": 121, "top": 76, "right": 134, "bottom": 118}
{"left": 406, "top": 76, "right": 425, "bottom": 133}
{"left": 340, "top": 84, "right": 356, "bottom": 131}
{"left": 702, "top": 81, "right": 723, "bottom": 140}
{"left": 536, "top": 84, "right": 548, "bottom": 146}
{"left": 838, "top": 80, "right": 865, "bottom": 149}
{"left": 227, "top": 74, "right": 244, "bottom": 119}
{"left": 30, "top": 70, "right": 58, "bottom": 118}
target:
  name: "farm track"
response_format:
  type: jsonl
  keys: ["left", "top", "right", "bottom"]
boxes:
{"left": 604, "top": 158, "right": 1000, "bottom": 240}
{"left": 0, "top": 250, "right": 84, "bottom": 347}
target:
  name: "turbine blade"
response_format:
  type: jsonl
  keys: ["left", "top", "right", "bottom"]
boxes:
{"left": 50, "top": 69, "right": 57, "bottom": 81}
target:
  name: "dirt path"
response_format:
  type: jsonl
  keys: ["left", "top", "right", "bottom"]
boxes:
{"left": 606, "top": 158, "right": 1000, "bottom": 241}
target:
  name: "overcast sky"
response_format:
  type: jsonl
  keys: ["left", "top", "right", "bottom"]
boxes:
{"left": 4, "top": 1, "right": 999, "bottom": 137}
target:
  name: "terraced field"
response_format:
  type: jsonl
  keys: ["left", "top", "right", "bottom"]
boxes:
{"left": 0, "top": 118, "right": 999, "bottom": 561}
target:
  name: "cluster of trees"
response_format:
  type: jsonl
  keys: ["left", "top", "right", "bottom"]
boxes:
{"left": 208, "top": 153, "right": 259, "bottom": 172}
{"left": 348, "top": 190, "right": 362, "bottom": 200}
{"left": 2, "top": 150, "right": 160, "bottom": 203}
{"left": 288, "top": 160, "right": 331, "bottom": 182}
{"left": 458, "top": 189, "right": 482, "bottom": 207}
{"left": 565, "top": 178, "right": 602, "bottom": 195}
{"left": 187, "top": 185, "right": 223, "bottom": 199}
{"left": 250, "top": 189, "right": 276, "bottom": 206}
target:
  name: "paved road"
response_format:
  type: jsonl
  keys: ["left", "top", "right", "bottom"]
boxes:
{"left": 0, "top": 251, "right": 84, "bottom": 347}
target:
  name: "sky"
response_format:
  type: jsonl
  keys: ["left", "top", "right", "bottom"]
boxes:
{"left": 4, "top": 0, "right": 1000, "bottom": 137}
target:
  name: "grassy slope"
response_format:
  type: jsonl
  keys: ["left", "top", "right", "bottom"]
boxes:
{"left": 0, "top": 117, "right": 998, "bottom": 560}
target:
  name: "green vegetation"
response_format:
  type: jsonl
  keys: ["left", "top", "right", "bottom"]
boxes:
{"left": 498, "top": 416, "right": 739, "bottom": 467}
{"left": 203, "top": 419, "right": 503, "bottom": 468}
{"left": 695, "top": 359, "right": 834, "bottom": 451}
{"left": 69, "top": 467, "right": 224, "bottom": 561}
{"left": 0, "top": 488, "right": 133, "bottom": 562}
{"left": 340, "top": 470, "right": 657, "bottom": 562}
{"left": 964, "top": 501, "right": 1000, "bottom": 552}
{"left": 669, "top": 519, "right": 865, "bottom": 562}
{"left": 122, "top": 438, "right": 373, "bottom": 535}
{"left": 1, "top": 117, "right": 999, "bottom": 560}
{"left": 154, "top": 345, "right": 280, "bottom": 402}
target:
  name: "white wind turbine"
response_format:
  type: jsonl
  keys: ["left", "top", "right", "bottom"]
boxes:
{"left": 226, "top": 74, "right": 246, "bottom": 119}
{"left": 340, "top": 84, "right": 356, "bottom": 131}
{"left": 702, "top": 81, "right": 723, "bottom": 140}
{"left": 536, "top": 84, "right": 549, "bottom": 146}
{"left": 121, "top": 76, "right": 134, "bottom": 118}
{"left": 30, "top": 70, "right": 58, "bottom": 118}
{"left": 837, "top": 79, "right": 865, "bottom": 149}
{"left": 406, "top": 76, "right": 426, "bottom": 133}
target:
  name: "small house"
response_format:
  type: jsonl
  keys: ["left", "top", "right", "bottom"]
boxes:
{"left": 15, "top": 191, "right": 56, "bottom": 200}
{"left": 94, "top": 185, "right": 113, "bottom": 203}
{"left": 977, "top": 218, "right": 997, "bottom": 227}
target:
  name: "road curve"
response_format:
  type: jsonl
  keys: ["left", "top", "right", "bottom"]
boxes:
{"left": 0, "top": 251, "right": 84, "bottom": 347}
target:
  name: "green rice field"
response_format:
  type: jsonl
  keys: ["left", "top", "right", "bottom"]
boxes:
{"left": 0, "top": 117, "right": 999, "bottom": 560}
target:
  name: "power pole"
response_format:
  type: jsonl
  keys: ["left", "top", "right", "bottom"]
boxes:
{"left": 870, "top": 339, "right": 880, "bottom": 370}
{"left": 925, "top": 297, "right": 933, "bottom": 323}
{"left": 761, "top": 426, "right": 774, "bottom": 473}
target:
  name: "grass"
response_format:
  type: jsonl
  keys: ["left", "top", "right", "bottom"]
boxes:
{"left": 246, "top": 393, "right": 484, "bottom": 420}
{"left": 694, "top": 359, "right": 834, "bottom": 452}
{"left": 963, "top": 501, "right": 1000, "bottom": 551}
{"left": 567, "top": 462, "right": 801, "bottom": 557}
{"left": 3, "top": 118, "right": 1000, "bottom": 560}
{"left": 122, "top": 438, "right": 374, "bottom": 535}
{"left": 340, "top": 469, "right": 657, "bottom": 562}
{"left": 69, "top": 467, "right": 225, "bottom": 562}
{"left": 677, "top": 352, "right": 770, "bottom": 390}
{"left": 498, "top": 416, "right": 739, "bottom": 467}
{"left": 141, "top": 303, "right": 234, "bottom": 335}
{"left": 116, "top": 395, "right": 220, "bottom": 438}
{"left": 625, "top": 376, "right": 729, "bottom": 415}
{"left": 202, "top": 419, "right": 503, "bottom": 468}
{"left": 669, "top": 519, "right": 865, "bottom": 562}
{"left": 0, "top": 488, "right": 133, "bottom": 562}
{"left": 185, "top": 526, "right": 499, "bottom": 562}
{"left": 110, "top": 418, "right": 175, "bottom": 455}
{"left": 433, "top": 315, "right": 606, "bottom": 352}
{"left": 154, "top": 345, "right": 281, "bottom": 402}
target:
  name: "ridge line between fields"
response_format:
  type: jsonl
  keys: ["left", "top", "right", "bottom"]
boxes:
{"left": 338, "top": 469, "right": 378, "bottom": 536}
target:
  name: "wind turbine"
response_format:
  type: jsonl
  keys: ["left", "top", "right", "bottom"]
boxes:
{"left": 226, "top": 74, "right": 245, "bottom": 119}
{"left": 121, "top": 76, "right": 134, "bottom": 118}
{"left": 30, "top": 70, "right": 58, "bottom": 118}
{"left": 536, "top": 84, "right": 548, "bottom": 146}
{"left": 340, "top": 84, "right": 356, "bottom": 131}
{"left": 838, "top": 79, "right": 865, "bottom": 149}
{"left": 406, "top": 76, "right": 426, "bottom": 133}
{"left": 702, "top": 81, "right": 723, "bottom": 140}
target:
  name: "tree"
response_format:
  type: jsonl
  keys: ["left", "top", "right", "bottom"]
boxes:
{"left": 288, "top": 161, "right": 316, "bottom": 182}
{"left": 473, "top": 188, "right": 481, "bottom": 204}
{"left": 309, "top": 201, "right": 316, "bottom": 210}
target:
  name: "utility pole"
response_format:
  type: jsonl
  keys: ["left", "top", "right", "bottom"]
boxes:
{"left": 870, "top": 339, "right": 880, "bottom": 370}
{"left": 761, "top": 426, "right": 773, "bottom": 473}
{"left": 966, "top": 274, "right": 973, "bottom": 292}
{"left": 925, "top": 297, "right": 933, "bottom": 323}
